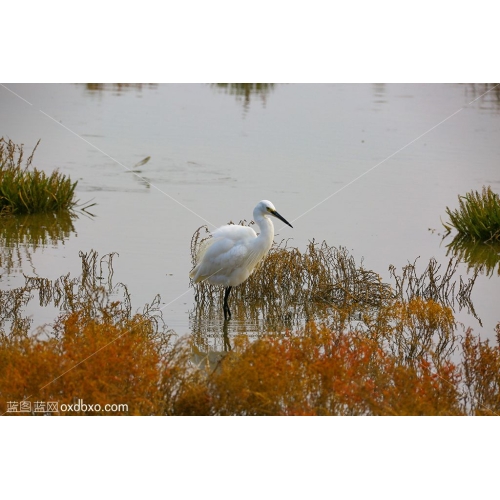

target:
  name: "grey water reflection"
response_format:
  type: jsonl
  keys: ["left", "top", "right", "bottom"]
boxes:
{"left": 212, "top": 83, "right": 276, "bottom": 110}
{"left": 188, "top": 287, "right": 366, "bottom": 357}
{"left": 189, "top": 298, "right": 317, "bottom": 373}
{"left": 189, "top": 295, "right": 322, "bottom": 363}
{"left": 445, "top": 235, "right": 500, "bottom": 277}
{"left": 0, "top": 212, "right": 76, "bottom": 274}
{"left": 372, "top": 83, "right": 387, "bottom": 107}
{"left": 464, "top": 83, "right": 500, "bottom": 110}
{"left": 82, "top": 83, "right": 158, "bottom": 95}
{"left": 189, "top": 301, "right": 296, "bottom": 348}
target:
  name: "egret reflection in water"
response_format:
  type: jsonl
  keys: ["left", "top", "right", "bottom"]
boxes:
{"left": 190, "top": 318, "right": 232, "bottom": 373}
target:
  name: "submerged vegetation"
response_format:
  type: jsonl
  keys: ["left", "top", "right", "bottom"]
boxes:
{"left": 0, "top": 137, "right": 79, "bottom": 215}
{"left": 443, "top": 186, "right": 500, "bottom": 242}
{"left": 1, "top": 242, "right": 498, "bottom": 416}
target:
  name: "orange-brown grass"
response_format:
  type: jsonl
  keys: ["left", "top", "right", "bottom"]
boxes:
{"left": 180, "top": 297, "right": 466, "bottom": 416}
{"left": 184, "top": 319, "right": 500, "bottom": 417}
{"left": 3, "top": 314, "right": 499, "bottom": 416}
{"left": 0, "top": 250, "right": 201, "bottom": 416}
{"left": 368, "top": 297, "right": 457, "bottom": 366}
{"left": 178, "top": 323, "right": 463, "bottom": 416}
{"left": 0, "top": 305, "right": 205, "bottom": 415}
{"left": 461, "top": 326, "right": 500, "bottom": 415}
{"left": 1, "top": 250, "right": 499, "bottom": 416}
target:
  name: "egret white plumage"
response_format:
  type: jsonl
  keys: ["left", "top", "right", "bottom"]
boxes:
{"left": 189, "top": 200, "right": 293, "bottom": 320}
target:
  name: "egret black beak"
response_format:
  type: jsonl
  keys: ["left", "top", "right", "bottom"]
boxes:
{"left": 272, "top": 210, "right": 293, "bottom": 228}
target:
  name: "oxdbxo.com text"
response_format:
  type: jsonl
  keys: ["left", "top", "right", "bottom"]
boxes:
{"left": 60, "top": 399, "right": 128, "bottom": 413}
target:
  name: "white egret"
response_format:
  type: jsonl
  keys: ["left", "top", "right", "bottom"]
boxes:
{"left": 189, "top": 200, "right": 293, "bottom": 320}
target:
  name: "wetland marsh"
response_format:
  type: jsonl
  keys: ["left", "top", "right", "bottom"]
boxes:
{"left": 1, "top": 83, "right": 499, "bottom": 415}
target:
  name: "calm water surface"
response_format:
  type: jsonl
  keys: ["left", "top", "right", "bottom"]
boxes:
{"left": 1, "top": 83, "right": 499, "bottom": 350}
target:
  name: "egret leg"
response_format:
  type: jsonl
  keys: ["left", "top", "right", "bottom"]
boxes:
{"left": 222, "top": 319, "right": 231, "bottom": 351}
{"left": 223, "top": 286, "right": 232, "bottom": 320}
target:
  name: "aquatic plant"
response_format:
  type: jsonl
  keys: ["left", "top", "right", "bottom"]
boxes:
{"left": 443, "top": 186, "right": 500, "bottom": 242}
{"left": 0, "top": 137, "right": 78, "bottom": 214}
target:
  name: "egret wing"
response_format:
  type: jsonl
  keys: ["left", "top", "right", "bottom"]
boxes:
{"left": 190, "top": 225, "right": 258, "bottom": 285}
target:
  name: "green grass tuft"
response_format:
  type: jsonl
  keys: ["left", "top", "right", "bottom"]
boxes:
{"left": 443, "top": 186, "right": 500, "bottom": 242}
{"left": 0, "top": 137, "right": 77, "bottom": 215}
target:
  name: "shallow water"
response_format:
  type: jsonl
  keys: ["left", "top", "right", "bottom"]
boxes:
{"left": 1, "top": 83, "right": 499, "bottom": 349}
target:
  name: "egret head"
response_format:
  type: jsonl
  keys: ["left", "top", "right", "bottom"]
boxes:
{"left": 255, "top": 200, "right": 293, "bottom": 228}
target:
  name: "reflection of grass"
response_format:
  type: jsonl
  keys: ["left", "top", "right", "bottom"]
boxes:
{"left": 83, "top": 83, "right": 158, "bottom": 94}
{"left": 212, "top": 83, "right": 275, "bottom": 109}
{"left": 0, "top": 211, "right": 76, "bottom": 273}
{"left": 445, "top": 234, "right": 500, "bottom": 277}
{"left": 0, "top": 138, "right": 78, "bottom": 215}
{"left": 465, "top": 83, "right": 500, "bottom": 109}
{"left": 1, "top": 250, "right": 499, "bottom": 415}
{"left": 443, "top": 186, "right": 500, "bottom": 242}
